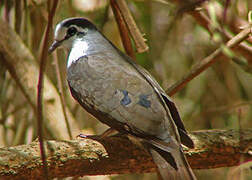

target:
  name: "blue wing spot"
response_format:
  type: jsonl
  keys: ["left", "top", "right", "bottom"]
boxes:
{"left": 138, "top": 94, "right": 151, "bottom": 108}
{"left": 120, "top": 90, "right": 131, "bottom": 106}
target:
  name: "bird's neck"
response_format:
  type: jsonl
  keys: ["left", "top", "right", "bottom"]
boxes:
{"left": 67, "top": 40, "right": 89, "bottom": 68}
{"left": 67, "top": 32, "right": 113, "bottom": 68}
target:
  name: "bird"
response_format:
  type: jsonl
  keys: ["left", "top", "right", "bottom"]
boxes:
{"left": 49, "top": 17, "right": 196, "bottom": 180}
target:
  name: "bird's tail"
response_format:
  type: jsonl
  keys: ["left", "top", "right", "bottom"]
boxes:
{"left": 147, "top": 138, "right": 196, "bottom": 180}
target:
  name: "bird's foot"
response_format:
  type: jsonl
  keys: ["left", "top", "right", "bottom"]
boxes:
{"left": 76, "top": 134, "right": 88, "bottom": 139}
{"left": 76, "top": 128, "right": 123, "bottom": 140}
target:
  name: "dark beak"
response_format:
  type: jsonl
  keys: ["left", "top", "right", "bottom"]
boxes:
{"left": 48, "top": 40, "right": 62, "bottom": 54}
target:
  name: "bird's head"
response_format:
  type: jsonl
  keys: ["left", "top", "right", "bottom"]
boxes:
{"left": 49, "top": 17, "right": 97, "bottom": 53}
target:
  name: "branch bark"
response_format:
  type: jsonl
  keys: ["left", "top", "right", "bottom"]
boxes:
{"left": 0, "top": 129, "right": 251, "bottom": 179}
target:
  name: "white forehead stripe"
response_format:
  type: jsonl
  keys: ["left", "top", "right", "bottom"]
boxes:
{"left": 54, "top": 23, "right": 61, "bottom": 37}
{"left": 67, "top": 40, "right": 89, "bottom": 68}
{"left": 54, "top": 23, "right": 67, "bottom": 41}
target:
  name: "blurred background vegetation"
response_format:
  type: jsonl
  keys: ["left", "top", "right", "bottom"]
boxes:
{"left": 0, "top": 0, "right": 251, "bottom": 179}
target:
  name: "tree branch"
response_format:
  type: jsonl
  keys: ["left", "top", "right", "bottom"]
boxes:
{"left": 115, "top": 0, "right": 149, "bottom": 53}
{"left": 172, "top": 0, "right": 252, "bottom": 60}
{"left": 36, "top": 1, "right": 59, "bottom": 179}
{"left": 166, "top": 24, "right": 251, "bottom": 96}
{"left": 0, "top": 129, "right": 251, "bottom": 179}
{"left": 110, "top": 0, "right": 136, "bottom": 60}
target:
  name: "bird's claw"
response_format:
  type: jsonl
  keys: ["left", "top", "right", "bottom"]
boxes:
{"left": 76, "top": 133, "right": 88, "bottom": 139}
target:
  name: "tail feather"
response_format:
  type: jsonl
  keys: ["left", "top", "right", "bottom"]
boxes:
{"left": 150, "top": 145, "right": 178, "bottom": 170}
{"left": 147, "top": 138, "right": 196, "bottom": 180}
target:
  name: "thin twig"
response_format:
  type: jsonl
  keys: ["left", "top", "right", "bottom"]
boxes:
{"left": 116, "top": 0, "right": 149, "bottom": 53}
{"left": 0, "top": 54, "right": 36, "bottom": 113}
{"left": 166, "top": 25, "right": 251, "bottom": 96}
{"left": 37, "top": 1, "right": 58, "bottom": 179}
{"left": 110, "top": 0, "right": 136, "bottom": 60}
{"left": 53, "top": 52, "right": 73, "bottom": 139}
{"left": 14, "top": 0, "right": 22, "bottom": 34}
{"left": 205, "top": 101, "right": 252, "bottom": 114}
{"left": 3, "top": 0, "right": 11, "bottom": 23}
{"left": 0, "top": 103, "right": 26, "bottom": 125}
{"left": 163, "top": 0, "right": 252, "bottom": 59}
{"left": 0, "top": 18, "right": 79, "bottom": 140}
{"left": 189, "top": 10, "right": 252, "bottom": 59}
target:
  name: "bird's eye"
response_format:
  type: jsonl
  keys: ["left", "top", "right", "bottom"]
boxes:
{"left": 67, "top": 27, "right": 77, "bottom": 36}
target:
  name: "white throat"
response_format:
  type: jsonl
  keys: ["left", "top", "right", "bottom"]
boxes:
{"left": 67, "top": 40, "right": 89, "bottom": 68}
